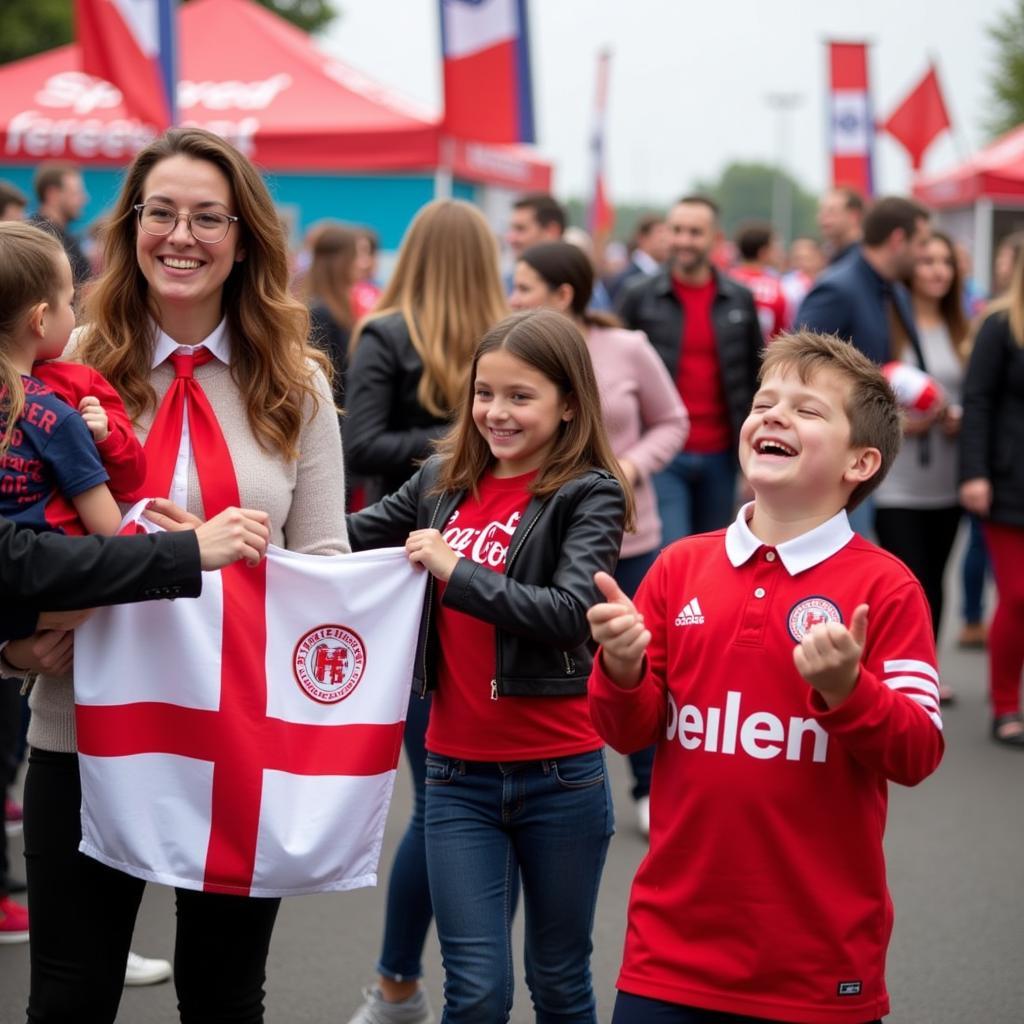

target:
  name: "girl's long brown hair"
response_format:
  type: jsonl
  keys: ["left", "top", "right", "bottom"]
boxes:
{"left": 989, "top": 232, "right": 1024, "bottom": 349}
{"left": 351, "top": 199, "right": 507, "bottom": 419}
{"left": 305, "top": 223, "right": 358, "bottom": 330}
{"left": 77, "top": 127, "right": 328, "bottom": 458}
{"left": 0, "top": 222, "right": 66, "bottom": 455}
{"left": 896, "top": 229, "right": 968, "bottom": 363}
{"left": 433, "top": 309, "right": 635, "bottom": 530}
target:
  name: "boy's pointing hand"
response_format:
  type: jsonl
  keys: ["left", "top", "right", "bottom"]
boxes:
{"left": 793, "top": 603, "right": 868, "bottom": 708}
{"left": 588, "top": 571, "right": 649, "bottom": 688}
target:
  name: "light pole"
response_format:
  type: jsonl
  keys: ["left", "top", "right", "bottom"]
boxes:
{"left": 765, "top": 92, "right": 803, "bottom": 246}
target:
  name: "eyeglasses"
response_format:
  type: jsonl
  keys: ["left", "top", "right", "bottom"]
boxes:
{"left": 134, "top": 203, "right": 240, "bottom": 244}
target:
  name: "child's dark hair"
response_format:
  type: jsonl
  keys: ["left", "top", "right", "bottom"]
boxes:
{"left": 433, "top": 309, "right": 635, "bottom": 530}
{"left": 758, "top": 330, "right": 902, "bottom": 510}
{"left": 0, "top": 222, "right": 66, "bottom": 454}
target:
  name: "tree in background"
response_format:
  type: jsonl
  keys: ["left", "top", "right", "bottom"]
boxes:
{"left": 0, "top": 0, "right": 338, "bottom": 65}
{"left": 985, "top": 0, "right": 1024, "bottom": 138}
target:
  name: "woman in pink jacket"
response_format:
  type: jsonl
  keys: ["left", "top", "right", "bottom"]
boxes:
{"left": 511, "top": 240, "right": 688, "bottom": 833}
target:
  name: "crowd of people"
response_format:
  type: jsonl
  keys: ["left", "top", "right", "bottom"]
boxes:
{"left": 0, "top": 140, "right": 1021, "bottom": 1024}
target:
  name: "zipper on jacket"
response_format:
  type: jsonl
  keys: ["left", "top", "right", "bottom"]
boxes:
{"left": 492, "top": 499, "right": 548, "bottom": 698}
{"left": 563, "top": 652, "right": 575, "bottom": 675}
{"left": 419, "top": 492, "right": 446, "bottom": 697}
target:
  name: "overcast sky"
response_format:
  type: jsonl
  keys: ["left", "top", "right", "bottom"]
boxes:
{"left": 322, "top": 0, "right": 1012, "bottom": 204}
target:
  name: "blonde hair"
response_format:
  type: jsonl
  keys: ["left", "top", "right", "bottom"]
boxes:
{"left": 0, "top": 222, "right": 66, "bottom": 454}
{"left": 759, "top": 331, "right": 902, "bottom": 510}
{"left": 77, "top": 127, "right": 328, "bottom": 458}
{"left": 352, "top": 200, "right": 507, "bottom": 419}
{"left": 305, "top": 223, "right": 359, "bottom": 330}
{"left": 989, "top": 238, "right": 1024, "bottom": 348}
{"left": 433, "top": 309, "right": 635, "bottom": 529}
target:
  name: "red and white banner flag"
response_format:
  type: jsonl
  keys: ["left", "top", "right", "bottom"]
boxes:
{"left": 828, "top": 41, "right": 874, "bottom": 196}
{"left": 74, "top": 504, "right": 426, "bottom": 897}
{"left": 440, "top": 0, "right": 535, "bottom": 143}
{"left": 587, "top": 50, "right": 614, "bottom": 240}
{"left": 880, "top": 63, "right": 951, "bottom": 171}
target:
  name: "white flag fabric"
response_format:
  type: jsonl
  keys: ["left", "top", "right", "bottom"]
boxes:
{"left": 74, "top": 504, "right": 426, "bottom": 898}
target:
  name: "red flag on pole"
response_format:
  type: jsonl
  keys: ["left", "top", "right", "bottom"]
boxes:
{"left": 587, "top": 50, "right": 614, "bottom": 239}
{"left": 828, "top": 41, "right": 875, "bottom": 196}
{"left": 880, "top": 64, "right": 951, "bottom": 170}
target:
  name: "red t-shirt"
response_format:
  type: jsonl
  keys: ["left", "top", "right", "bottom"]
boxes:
{"left": 729, "top": 265, "right": 788, "bottom": 340}
{"left": 426, "top": 469, "right": 603, "bottom": 761}
{"left": 588, "top": 509, "right": 944, "bottom": 1023}
{"left": 672, "top": 277, "right": 732, "bottom": 453}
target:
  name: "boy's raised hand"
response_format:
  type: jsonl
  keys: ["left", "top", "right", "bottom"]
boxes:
{"left": 793, "top": 603, "right": 868, "bottom": 709}
{"left": 79, "top": 395, "right": 109, "bottom": 442}
{"left": 587, "top": 571, "right": 650, "bottom": 688}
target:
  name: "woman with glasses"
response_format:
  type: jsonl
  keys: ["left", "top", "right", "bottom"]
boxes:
{"left": 20, "top": 127, "right": 349, "bottom": 1023}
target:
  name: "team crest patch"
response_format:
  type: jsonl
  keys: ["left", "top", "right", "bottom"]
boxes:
{"left": 293, "top": 625, "right": 366, "bottom": 704}
{"left": 787, "top": 596, "right": 843, "bottom": 642}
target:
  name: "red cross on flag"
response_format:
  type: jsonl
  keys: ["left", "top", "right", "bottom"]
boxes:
{"left": 73, "top": 505, "right": 427, "bottom": 897}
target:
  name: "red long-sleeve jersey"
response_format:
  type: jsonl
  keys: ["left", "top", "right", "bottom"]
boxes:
{"left": 589, "top": 506, "right": 943, "bottom": 1024}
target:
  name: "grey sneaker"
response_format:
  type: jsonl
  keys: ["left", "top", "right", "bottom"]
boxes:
{"left": 345, "top": 985, "right": 434, "bottom": 1024}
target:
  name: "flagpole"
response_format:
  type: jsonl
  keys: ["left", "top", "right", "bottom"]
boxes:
{"left": 159, "top": 0, "right": 179, "bottom": 125}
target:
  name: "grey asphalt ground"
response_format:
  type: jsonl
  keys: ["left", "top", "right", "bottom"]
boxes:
{"left": 2, "top": 538, "right": 1022, "bottom": 1023}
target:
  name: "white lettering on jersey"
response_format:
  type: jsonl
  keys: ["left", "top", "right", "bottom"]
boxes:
{"left": 674, "top": 597, "right": 705, "bottom": 626}
{"left": 443, "top": 511, "right": 521, "bottom": 569}
{"left": 665, "top": 691, "right": 829, "bottom": 763}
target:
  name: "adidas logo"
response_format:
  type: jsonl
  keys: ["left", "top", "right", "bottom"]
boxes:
{"left": 674, "top": 597, "right": 705, "bottom": 626}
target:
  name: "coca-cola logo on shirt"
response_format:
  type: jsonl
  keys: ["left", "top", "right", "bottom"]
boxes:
{"left": 443, "top": 510, "right": 521, "bottom": 569}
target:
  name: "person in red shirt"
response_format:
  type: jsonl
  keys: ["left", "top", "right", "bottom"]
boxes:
{"left": 348, "top": 308, "right": 631, "bottom": 1024}
{"left": 730, "top": 221, "right": 789, "bottom": 342}
{"left": 587, "top": 330, "right": 944, "bottom": 1024}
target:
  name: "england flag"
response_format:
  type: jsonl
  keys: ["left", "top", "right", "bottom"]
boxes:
{"left": 74, "top": 506, "right": 427, "bottom": 897}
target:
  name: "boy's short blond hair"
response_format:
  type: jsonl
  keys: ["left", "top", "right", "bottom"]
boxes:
{"left": 759, "top": 331, "right": 902, "bottom": 510}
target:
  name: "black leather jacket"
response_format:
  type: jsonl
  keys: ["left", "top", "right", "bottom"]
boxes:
{"left": 343, "top": 312, "right": 450, "bottom": 502}
{"left": 616, "top": 267, "right": 763, "bottom": 446}
{"left": 347, "top": 458, "right": 626, "bottom": 698}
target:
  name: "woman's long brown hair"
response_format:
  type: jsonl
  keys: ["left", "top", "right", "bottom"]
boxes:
{"left": 433, "top": 309, "right": 635, "bottom": 530}
{"left": 351, "top": 199, "right": 508, "bottom": 419}
{"left": 77, "top": 127, "right": 328, "bottom": 458}
{"left": 305, "top": 223, "right": 358, "bottom": 330}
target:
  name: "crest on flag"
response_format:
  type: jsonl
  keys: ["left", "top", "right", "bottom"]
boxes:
{"left": 293, "top": 624, "right": 367, "bottom": 704}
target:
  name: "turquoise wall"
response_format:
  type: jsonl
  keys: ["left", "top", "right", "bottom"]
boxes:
{"left": 0, "top": 165, "right": 478, "bottom": 250}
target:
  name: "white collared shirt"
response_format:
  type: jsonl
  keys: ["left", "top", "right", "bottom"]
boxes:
{"left": 150, "top": 319, "right": 231, "bottom": 508}
{"left": 724, "top": 501, "right": 854, "bottom": 575}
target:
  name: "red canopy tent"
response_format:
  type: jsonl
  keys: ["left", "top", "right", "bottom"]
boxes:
{"left": 0, "top": 0, "right": 551, "bottom": 192}
{"left": 913, "top": 124, "right": 1024, "bottom": 292}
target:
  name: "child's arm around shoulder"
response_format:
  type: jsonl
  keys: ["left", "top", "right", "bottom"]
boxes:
{"left": 799, "top": 573, "right": 944, "bottom": 786}
{"left": 587, "top": 557, "right": 671, "bottom": 754}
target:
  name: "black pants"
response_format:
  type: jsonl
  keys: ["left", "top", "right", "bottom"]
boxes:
{"left": 611, "top": 991, "right": 882, "bottom": 1023}
{"left": 874, "top": 505, "right": 962, "bottom": 637}
{"left": 0, "top": 675, "right": 23, "bottom": 897}
{"left": 23, "top": 748, "right": 280, "bottom": 1024}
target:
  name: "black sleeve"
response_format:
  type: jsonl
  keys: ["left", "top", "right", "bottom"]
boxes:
{"left": 346, "top": 467, "right": 427, "bottom": 551}
{"left": 344, "top": 322, "right": 447, "bottom": 476}
{"left": 441, "top": 477, "right": 625, "bottom": 649}
{"left": 615, "top": 279, "right": 640, "bottom": 326}
{"left": 0, "top": 518, "right": 202, "bottom": 628}
{"left": 960, "top": 314, "right": 1008, "bottom": 483}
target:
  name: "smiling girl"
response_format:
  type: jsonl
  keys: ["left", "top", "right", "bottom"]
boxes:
{"left": 348, "top": 308, "right": 633, "bottom": 1023}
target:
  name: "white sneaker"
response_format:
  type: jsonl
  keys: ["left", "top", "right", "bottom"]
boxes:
{"left": 345, "top": 985, "right": 434, "bottom": 1024}
{"left": 124, "top": 950, "right": 172, "bottom": 986}
{"left": 635, "top": 795, "right": 650, "bottom": 839}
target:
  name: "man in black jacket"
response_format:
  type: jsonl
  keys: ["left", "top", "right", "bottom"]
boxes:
{"left": 617, "top": 195, "right": 763, "bottom": 544}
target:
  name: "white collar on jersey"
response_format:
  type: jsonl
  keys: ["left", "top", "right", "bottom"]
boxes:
{"left": 725, "top": 501, "right": 854, "bottom": 575}
{"left": 150, "top": 317, "right": 231, "bottom": 369}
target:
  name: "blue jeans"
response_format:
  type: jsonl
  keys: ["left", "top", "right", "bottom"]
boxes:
{"left": 962, "top": 513, "right": 990, "bottom": 624}
{"left": 653, "top": 450, "right": 737, "bottom": 546}
{"left": 611, "top": 992, "right": 882, "bottom": 1024}
{"left": 376, "top": 692, "right": 433, "bottom": 980}
{"left": 424, "top": 750, "right": 614, "bottom": 1024}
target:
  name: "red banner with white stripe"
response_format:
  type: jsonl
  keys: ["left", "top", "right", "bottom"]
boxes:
{"left": 828, "top": 41, "right": 874, "bottom": 197}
